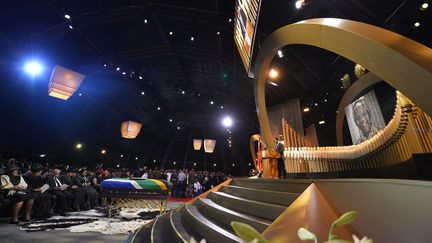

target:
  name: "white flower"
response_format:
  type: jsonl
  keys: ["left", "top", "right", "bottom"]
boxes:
{"left": 352, "top": 235, "right": 373, "bottom": 243}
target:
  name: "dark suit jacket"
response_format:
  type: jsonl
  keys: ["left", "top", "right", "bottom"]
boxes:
{"left": 275, "top": 142, "right": 284, "bottom": 155}
{"left": 46, "top": 175, "right": 61, "bottom": 190}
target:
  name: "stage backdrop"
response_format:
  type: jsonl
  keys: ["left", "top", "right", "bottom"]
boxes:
{"left": 234, "top": 0, "right": 261, "bottom": 75}
{"left": 345, "top": 90, "right": 385, "bottom": 145}
{"left": 268, "top": 98, "right": 303, "bottom": 142}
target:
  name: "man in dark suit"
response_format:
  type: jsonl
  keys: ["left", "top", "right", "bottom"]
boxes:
{"left": 275, "top": 135, "right": 286, "bottom": 179}
{"left": 61, "top": 168, "right": 86, "bottom": 211}
{"left": 46, "top": 168, "right": 73, "bottom": 215}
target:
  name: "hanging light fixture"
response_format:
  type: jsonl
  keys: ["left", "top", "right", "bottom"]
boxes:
{"left": 193, "top": 139, "right": 202, "bottom": 150}
{"left": 48, "top": 65, "right": 85, "bottom": 100}
{"left": 121, "top": 120, "right": 142, "bottom": 139}
{"left": 204, "top": 139, "right": 216, "bottom": 153}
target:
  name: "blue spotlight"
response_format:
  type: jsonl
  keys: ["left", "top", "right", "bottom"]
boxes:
{"left": 24, "top": 60, "right": 43, "bottom": 76}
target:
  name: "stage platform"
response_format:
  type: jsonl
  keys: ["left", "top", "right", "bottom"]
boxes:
{"left": 129, "top": 177, "right": 432, "bottom": 243}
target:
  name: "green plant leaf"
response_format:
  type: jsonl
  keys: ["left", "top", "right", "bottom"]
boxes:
{"left": 298, "top": 227, "right": 317, "bottom": 241}
{"left": 329, "top": 211, "right": 357, "bottom": 240}
{"left": 332, "top": 211, "right": 357, "bottom": 227}
{"left": 231, "top": 221, "right": 268, "bottom": 243}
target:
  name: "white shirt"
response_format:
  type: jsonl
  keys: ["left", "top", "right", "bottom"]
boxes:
{"left": 193, "top": 182, "right": 202, "bottom": 192}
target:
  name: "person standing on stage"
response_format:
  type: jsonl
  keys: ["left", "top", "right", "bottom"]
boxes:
{"left": 275, "top": 135, "right": 286, "bottom": 179}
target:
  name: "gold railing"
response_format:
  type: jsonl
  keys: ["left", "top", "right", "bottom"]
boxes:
{"left": 282, "top": 91, "right": 432, "bottom": 173}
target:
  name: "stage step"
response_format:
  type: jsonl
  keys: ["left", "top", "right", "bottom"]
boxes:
{"left": 230, "top": 178, "right": 311, "bottom": 193}
{"left": 150, "top": 212, "right": 172, "bottom": 243}
{"left": 195, "top": 198, "right": 270, "bottom": 233}
{"left": 129, "top": 179, "right": 311, "bottom": 243}
{"left": 172, "top": 206, "right": 193, "bottom": 242}
{"left": 221, "top": 185, "right": 300, "bottom": 206}
{"left": 207, "top": 191, "right": 287, "bottom": 221}
{"left": 182, "top": 203, "right": 241, "bottom": 243}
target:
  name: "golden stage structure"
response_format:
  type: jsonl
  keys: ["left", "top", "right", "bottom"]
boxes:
{"left": 250, "top": 18, "right": 432, "bottom": 178}
{"left": 282, "top": 91, "right": 432, "bottom": 173}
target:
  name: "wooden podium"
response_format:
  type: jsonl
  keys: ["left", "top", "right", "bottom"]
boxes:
{"left": 261, "top": 149, "right": 281, "bottom": 179}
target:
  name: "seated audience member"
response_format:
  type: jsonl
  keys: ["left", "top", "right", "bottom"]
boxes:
{"left": 192, "top": 178, "right": 202, "bottom": 198}
{"left": 202, "top": 174, "right": 212, "bottom": 192}
{"left": 25, "top": 166, "right": 52, "bottom": 219}
{"left": 0, "top": 164, "right": 34, "bottom": 223}
{"left": 46, "top": 168, "right": 73, "bottom": 215}
{"left": 61, "top": 168, "right": 86, "bottom": 211}
{"left": 79, "top": 170, "right": 98, "bottom": 209}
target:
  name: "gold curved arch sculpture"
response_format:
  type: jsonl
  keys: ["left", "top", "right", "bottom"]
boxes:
{"left": 249, "top": 134, "right": 267, "bottom": 172}
{"left": 335, "top": 72, "right": 382, "bottom": 145}
{"left": 254, "top": 18, "right": 432, "bottom": 147}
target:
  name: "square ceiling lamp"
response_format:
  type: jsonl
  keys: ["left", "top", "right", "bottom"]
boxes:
{"left": 204, "top": 139, "right": 216, "bottom": 153}
{"left": 48, "top": 65, "right": 85, "bottom": 100}
{"left": 193, "top": 139, "right": 202, "bottom": 150}
{"left": 121, "top": 120, "right": 142, "bottom": 139}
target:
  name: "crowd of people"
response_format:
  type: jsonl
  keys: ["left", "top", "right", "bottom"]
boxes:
{"left": 0, "top": 158, "right": 230, "bottom": 224}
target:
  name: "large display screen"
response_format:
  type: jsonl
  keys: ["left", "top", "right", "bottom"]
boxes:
{"left": 345, "top": 90, "right": 386, "bottom": 145}
{"left": 234, "top": 0, "right": 261, "bottom": 75}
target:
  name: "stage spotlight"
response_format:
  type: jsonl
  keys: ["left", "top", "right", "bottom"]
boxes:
{"left": 210, "top": 101, "right": 214, "bottom": 105}
{"left": 193, "top": 163, "right": 197, "bottom": 166}
{"left": 173, "top": 161, "right": 176, "bottom": 165}
{"left": 116, "top": 67, "right": 120, "bottom": 71}
{"left": 40, "top": 154, "right": 46, "bottom": 158}
{"left": 190, "top": 37, "right": 195, "bottom": 41}
{"left": 177, "top": 126, "right": 181, "bottom": 130}
{"left": 153, "top": 159, "right": 156, "bottom": 163}
{"left": 414, "top": 22, "right": 420, "bottom": 28}
{"left": 319, "top": 120, "right": 326, "bottom": 125}
{"left": 303, "top": 107, "right": 310, "bottom": 112}
{"left": 120, "top": 154, "right": 124, "bottom": 158}
{"left": 157, "top": 107, "right": 161, "bottom": 110}
{"left": 169, "top": 119, "right": 173, "bottom": 122}
{"left": 181, "top": 90, "right": 185, "bottom": 94}
{"left": 68, "top": 25, "right": 73, "bottom": 29}
{"left": 141, "top": 91, "right": 145, "bottom": 95}
{"left": 217, "top": 31, "right": 220, "bottom": 35}
{"left": 75, "top": 143, "right": 82, "bottom": 149}
{"left": 135, "top": 157, "right": 138, "bottom": 160}
{"left": 64, "top": 14, "right": 71, "bottom": 19}
{"left": 122, "top": 72, "right": 126, "bottom": 75}
{"left": 295, "top": 0, "right": 305, "bottom": 9}
{"left": 269, "top": 81, "right": 278, "bottom": 87}
{"left": 220, "top": 106, "right": 224, "bottom": 109}
{"left": 222, "top": 116, "right": 233, "bottom": 127}
{"left": 213, "top": 163, "right": 216, "bottom": 167}
{"left": 101, "top": 149, "right": 106, "bottom": 154}
{"left": 24, "top": 60, "right": 43, "bottom": 76}
{"left": 277, "top": 50, "right": 283, "bottom": 58}
{"left": 169, "top": 31, "right": 173, "bottom": 35}
{"left": 269, "top": 68, "right": 278, "bottom": 79}
{"left": 421, "top": 3, "right": 429, "bottom": 10}
{"left": 139, "top": 75, "right": 143, "bottom": 79}
{"left": 144, "top": 19, "right": 148, "bottom": 24}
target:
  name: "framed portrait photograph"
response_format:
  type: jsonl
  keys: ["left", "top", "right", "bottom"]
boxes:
{"left": 345, "top": 90, "right": 386, "bottom": 145}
